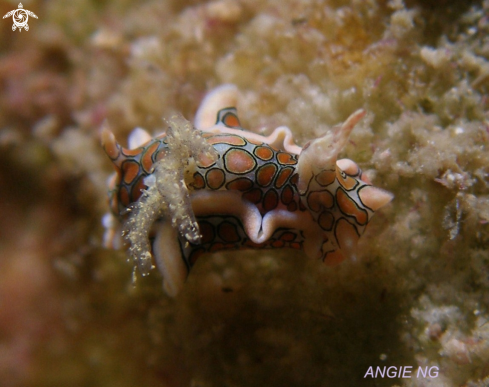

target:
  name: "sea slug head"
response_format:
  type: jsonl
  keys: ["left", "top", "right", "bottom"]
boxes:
{"left": 296, "top": 110, "right": 394, "bottom": 265}
{"left": 296, "top": 110, "right": 366, "bottom": 195}
{"left": 101, "top": 124, "right": 126, "bottom": 215}
{"left": 100, "top": 122, "right": 149, "bottom": 215}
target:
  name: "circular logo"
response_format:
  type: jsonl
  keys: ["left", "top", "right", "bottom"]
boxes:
{"left": 3, "top": 4, "right": 38, "bottom": 32}
{"left": 12, "top": 9, "right": 28, "bottom": 28}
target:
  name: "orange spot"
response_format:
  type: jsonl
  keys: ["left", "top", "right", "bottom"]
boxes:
{"left": 315, "top": 170, "right": 336, "bottom": 187}
{"left": 226, "top": 177, "right": 253, "bottom": 191}
{"left": 290, "top": 173, "right": 299, "bottom": 187}
{"left": 142, "top": 142, "right": 159, "bottom": 173}
{"left": 274, "top": 167, "right": 294, "bottom": 188}
{"left": 207, "top": 134, "right": 246, "bottom": 146}
{"left": 131, "top": 176, "right": 146, "bottom": 202}
{"left": 122, "top": 160, "right": 140, "bottom": 185}
{"left": 122, "top": 147, "right": 143, "bottom": 157}
{"left": 318, "top": 211, "right": 335, "bottom": 231}
{"left": 336, "top": 188, "right": 368, "bottom": 225}
{"left": 119, "top": 186, "right": 130, "bottom": 207}
{"left": 277, "top": 152, "right": 297, "bottom": 165}
{"left": 290, "top": 242, "right": 302, "bottom": 250}
{"left": 196, "top": 152, "right": 216, "bottom": 168}
{"left": 281, "top": 185, "right": 294, "bottom": 204}
{"left": 224, "top": 148, "right": 256, "bottom": 174}
{"left": 206, "top": 168, "right": 225, "bottom": 190}
{"left": 280, "top": 232, "right": 296, "bottom": 241}
{"left": 272, "top": 240, "right": 285, "bottom": 248}
{"left": 190, "top": 172, "right": 205, "bottom": 190}
{"left": 242, "top": 188, "right": 262, "bottom": 204}
{"left": 218, "top": 221, "right": 240, "bottom": 243}
{"left": 154, "top": 147, "right": 168, "bottom": 162}
{"left": 263, "top": 189, "right": 279, "bottom": 212}
{"left": 307, "top": 190, "right": 334, "bottom": 212}
{"left": 287, "top": 202, "right": 297, "bottom": 212}
{"left": 256, "top": 163, "right": 278, "bottom": 187}
{"left": 223, "top": 112, "right": 241, "bottom": 128}
{"left": 336, "top": 168, "right": 359, "bottom": 190}
{"left": 253, "top": 145, "right": 274, "bottom": 161}
{"left": 199, "top": 221, "right": 215, "bottom": 244}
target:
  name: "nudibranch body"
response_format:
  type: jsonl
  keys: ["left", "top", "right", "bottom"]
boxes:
{"left": 102, "top": 84, "right": 393, "bottom": 296}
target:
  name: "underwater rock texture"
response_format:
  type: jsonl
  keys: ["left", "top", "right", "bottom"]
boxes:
{"left": 0, "top": 0, "right": 488, "bottom": 386}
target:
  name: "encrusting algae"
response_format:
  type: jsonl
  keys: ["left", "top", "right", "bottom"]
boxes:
{"left": 102, "top": 114, "right": 218, "bottom": 280}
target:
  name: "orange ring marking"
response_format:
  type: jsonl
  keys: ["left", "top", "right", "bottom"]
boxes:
{"left": 242, "top": 188, "right": 262, "bottom": 204}
{"left": 274, "top": 167, "right": 294, "bottom": 188}
{"left": 307, "top": 190, "right": 334, "bottom": 212}
{"left": 122, "top": 147, "right": 143, "bottom": 157}
{"left": 336, "top": 168, "right": 358, "bottom": 190}
{"left": 290, "top": 173, "right": 299, "bottom": 187}
{"left": 256, "top": 163, "right": 278, "bottom": 187}
{"left": 290, "top": 242, "right": 302, "bottom": 250}
{"left": 280, "top": 232, "right": 296, "bottom": 241}
{"left": 253, "top": 145, "right": 274, "bottom": 161}
{"left": 119, "top": 186, "right": 130, "bottom": 207}
{"left": 272, "top": 240, "right": 285, "bottom": 248}
{"left": 277, "top": 152, "right": 297, "bottom": 165}
{"left": 263, "top": 189, "right": 279, "bottom": 212}
{"left": 226, "top": 177, "right": 253, "bottom": 191}
{"left": 206, "top": 168, "right": 225, "bottom": 190}
{"left": 199, "top": 221, "right": 215, "bottom": 244}
{"left": 122, "top": 160, "right": 140, "bottom": 185}
{"left": 223, "top": 112, "right": 241, "bottom": 128}
{"left": 315, "top": 170, "right": 336, "bottom": 187}
{"left": 207, "top": 134, "right": 246, "bottom": 146}
{"left": 190, "top": 172, "right": 205, "bottom": 190}
{"left": 224, "top": 148, "right": 256, "bottom": 174}
{"left": 131, "top": 176, "right": 146, "bottom": 203}
{"left": 196, "top": 152, "right": 216, "bottom": 169}
{"left": 287, "top": 201, "right": 298, "bottom": 212}
{"left": 336, "top": 188, "right": 368, "bottom": 225}
{"left": 217, "top": 221, "right": 240, "bottom": 243}
{"left": 281, "top": 185, "right": 294, "bottom": 204}
{"left": 318, "top": 211, "right": 335, "bottom": 231}
{"left": 141, "top": 142, "right": 159, "bottom": 173}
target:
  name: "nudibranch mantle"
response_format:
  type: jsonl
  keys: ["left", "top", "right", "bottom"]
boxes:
{"left": 102, "top": 84, "right": 393, "bottom": 296}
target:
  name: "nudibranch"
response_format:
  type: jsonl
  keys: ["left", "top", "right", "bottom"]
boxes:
{"left": 102, "top": 84, "right": 393, "bottom": 296}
